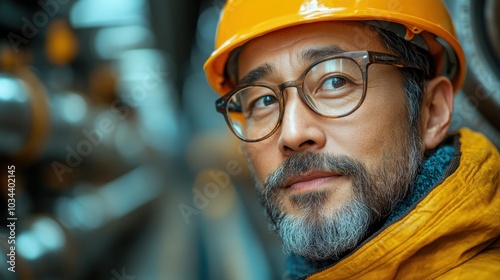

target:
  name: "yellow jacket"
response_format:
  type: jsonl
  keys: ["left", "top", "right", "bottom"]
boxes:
{"left": 309, "top": 129, "right": 500, "bottom": 279}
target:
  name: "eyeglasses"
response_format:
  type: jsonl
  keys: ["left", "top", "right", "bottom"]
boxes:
{"left": 215, "top": 50, "right": 422, "bottom": 142}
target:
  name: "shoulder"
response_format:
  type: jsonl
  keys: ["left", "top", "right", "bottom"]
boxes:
{"left": 436, "top": 238, "right": 500, "bottom": 279}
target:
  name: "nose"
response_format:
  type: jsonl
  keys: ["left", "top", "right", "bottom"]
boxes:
{"left": 277, "top": 87, "right": 326, "bottom": 156}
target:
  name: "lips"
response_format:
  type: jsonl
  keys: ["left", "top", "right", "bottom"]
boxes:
{"left": 283, "top": 171, "right": 341, "bottom": 193}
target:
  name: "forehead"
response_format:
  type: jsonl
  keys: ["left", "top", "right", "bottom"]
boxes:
{"left": 237, "top": 21, "right": 388, "bottom": 77}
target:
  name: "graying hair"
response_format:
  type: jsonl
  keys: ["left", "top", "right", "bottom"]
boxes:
{"left": 256, "top": 130, "right": 423, "bottom": 260}
{"left": 375, "top": 27, "right": 432, "bottom": 129}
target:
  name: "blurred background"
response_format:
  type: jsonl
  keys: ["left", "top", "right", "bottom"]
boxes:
{"left": 0, "top": 0, "right": 498, "bottom": 279}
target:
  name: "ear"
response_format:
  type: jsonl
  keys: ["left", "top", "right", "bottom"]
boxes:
{"left": 419, "top": 76, "right": 454, "bottom": 150}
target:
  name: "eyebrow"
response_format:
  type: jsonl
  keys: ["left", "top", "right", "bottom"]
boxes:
{"left": 238, "top": 63, "right": 276, "bottom": 85}
{"left": 237, "top": 45, "right": 347, "bottom": 85}
{"left": 300, "top": 45, "right": 347, "bottom": 62}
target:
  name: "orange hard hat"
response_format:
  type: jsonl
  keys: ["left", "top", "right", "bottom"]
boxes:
{"left": 204, "top": 0, "right": 466, "bottom": 96}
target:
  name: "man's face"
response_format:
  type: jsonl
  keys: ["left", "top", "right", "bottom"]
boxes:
{"left": 237, "top": 22, "right": 424, "bottom": 260}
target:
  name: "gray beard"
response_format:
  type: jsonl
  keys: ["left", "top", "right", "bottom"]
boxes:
{"left": 278, "top": 191, "right": 372, "bottom": 260}
{"left": 250, "top": 132, "right": 423, "bottom": 261}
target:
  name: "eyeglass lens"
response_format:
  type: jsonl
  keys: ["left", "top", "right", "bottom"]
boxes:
{"left": 226, "top": 57, "right": 365, "bottom": 141}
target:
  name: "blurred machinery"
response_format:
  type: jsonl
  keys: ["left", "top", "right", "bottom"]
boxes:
{"left": 0, "top": 0, "right": 498, "bottom": 280}
{"left": 447, "top": 0, "right": 500, "bottom": 146}
{"left": 0, "top": 0, "right": 284, "bottom": 279}
{"left": 0, "top": 0, "right": 186, "bottom": 279}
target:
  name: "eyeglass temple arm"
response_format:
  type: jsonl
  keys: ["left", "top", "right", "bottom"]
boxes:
{"left": 215, "top": 98, "right": 227, "bottom": 113}
{"left": 216, "top": 97, "right": 242, "bottom": 114}
{"left": 369, "top": 52, "right": 422, "bottom": 70}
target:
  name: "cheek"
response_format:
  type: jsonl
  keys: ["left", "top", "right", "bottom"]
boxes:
{"left": 334, "top": 86, "right": 409, "bottom": 168}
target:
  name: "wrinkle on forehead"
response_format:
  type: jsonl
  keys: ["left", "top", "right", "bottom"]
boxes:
{"left": 237, "top": 21, "right": 385, "bottom": 81}
{"left": 300, "top": 46, "right": 346, "bottom": 62}
{"left": 238, "top": 45, "right": 349, "bottom": 85}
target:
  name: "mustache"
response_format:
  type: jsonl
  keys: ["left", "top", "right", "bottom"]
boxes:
{"left": 263, "top": 152, "right": 369, "bottom": 193}
{"left": 258, "top": 151, "right": 371, "bottom": 231}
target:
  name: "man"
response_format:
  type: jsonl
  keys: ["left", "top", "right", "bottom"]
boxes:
{"left": 204, "top": 0, "right": 500, "bottom": 278}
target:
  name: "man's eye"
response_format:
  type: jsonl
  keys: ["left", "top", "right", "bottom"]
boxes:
{"left": 251, "top": 95, "right": 278, "bottom": 109}
{"left": 320, "top": 76, "right": 348, "bottom": 90}
{"left": 243, "top": 94, "right": 278, "bottom": 118}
